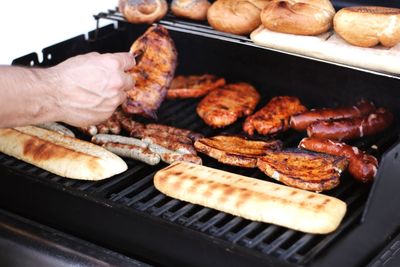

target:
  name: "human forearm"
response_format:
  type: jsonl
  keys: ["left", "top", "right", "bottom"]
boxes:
{"left": 0, "top": 66, "right": 60, "bottom": 128}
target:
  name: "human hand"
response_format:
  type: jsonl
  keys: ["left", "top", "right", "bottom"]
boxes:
{"left": 50, "top": 52, "right": 135, "bottom": 127}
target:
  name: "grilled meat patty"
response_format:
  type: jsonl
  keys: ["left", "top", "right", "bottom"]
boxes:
{"left": 123, "top": 25, "right": 177, "bottom": 118}
{"left": 244, "top": 96, "right": 307, "bottom": 135}
{"left": 195, "top": 135, "right": 282, "bottom": 167}
{"left": 257, "top": 149, "right": 348, "bottom": 191}
{"left": 166, "top": 74, "right": 226, "bottom": 99}
{"left": 196, "top": 82, "right": 260, "bottom": 128}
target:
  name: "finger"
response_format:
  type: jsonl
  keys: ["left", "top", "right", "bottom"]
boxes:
{"left": 120, "top": 73, "right": 135, "bottom": 92}
{"left": 112, "top": 52, "right": 136, "bottom": 71}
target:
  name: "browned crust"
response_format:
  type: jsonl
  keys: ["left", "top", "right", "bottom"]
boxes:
{"left": 257, "top": 149, "right": 348, "bottom": 191}
{"left": 166, "top": 75, "right": 226, "bottom": 99}
{"left": 171, "top": 0, "right": 211, "bottom": 20}
{"left": 344, "top": 6, "right": 400, "bottom": 15}
{"left": 123, "top": 26, "right": 177, "bottom": 118}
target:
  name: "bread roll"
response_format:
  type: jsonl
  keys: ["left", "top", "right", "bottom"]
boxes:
{"left": 0, "top": 126, "right": 127, "bottom": 180}
{"left": 334, "top": 6, "right": 400, "bottom": 48}
{"left": 207, "top": 0, "right": 271, "bottom": 35}
{"left": 121, "top": 0, "right": 168, "bottom": 24}
{"left": 261, "top": 0, "right": 335, "bottom": 35}
{"left": 154, "top": 162, "right": 347, "bottom": 234}
{"left": 171, "top": 0, "right": 211, "bottom": 21}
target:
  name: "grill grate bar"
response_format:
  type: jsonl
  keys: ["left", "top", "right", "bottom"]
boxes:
{"left": 211, "top": 217, "right": 243, "bottom": 237}
{"left": 199, "top": 213, "right": 228, "bottom": 232}
{"left": 109, "top": 172, "right": 155, "bottom": 202}
{"left": 280, "top": 234, "right": 314, "bottom": 261}
{"left": 261, "top": 230, "right": 296, "bottom": 255}
{"left": 165, "top": 203, "right": 195, "bottom": 222}
{"left": 241, "top": 225, "right": 279, "bottom": 249}
{"left": 151, "top": 199, "right": 181, "bottom": 216}
{"left": 183, "top": 207, "right": 213, "bottom": 227}
{"left": 227, "top": 221, "right": 260, "bottom": 243}
{"left": 127, "top": 186, "right": 156, "bottom": 207}
{"left": 137, "top": 193, "right": 166, "bottom": 211}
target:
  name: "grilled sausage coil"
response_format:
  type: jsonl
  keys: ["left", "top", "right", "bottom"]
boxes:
{"left": 307, "top": 108, "right": 393, "bottom": 141}
{"left": 299, "top": 137, "right": 378, "bottom": 182}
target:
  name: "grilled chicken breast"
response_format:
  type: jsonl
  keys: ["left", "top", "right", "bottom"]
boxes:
{"left": 244, "top": 96, "right": 307, "bottom": 135}
{"left": 196, "top": 83, "right": 260, "bottom": 128}
{"left": 123, "top": 25, "right": 177, "bottom": 118}
{"left": 257, "top": 149, "right": 348, "bottom": 191}
{"left": 195, "top": 135, "right": 282, "bottom": 167}
{"left": 166, "top": 74, "right": 226, "bottom": 99}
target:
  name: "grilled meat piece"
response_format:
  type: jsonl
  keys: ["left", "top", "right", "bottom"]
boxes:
{"left": 195, "top": 135, "right": 282, "bottom": 167}
{"left": 197, "top": 82, "right": 260, "bottom": 128}
{"left": 290, "top": 99, "right": 376, "bottom": 131}
{"left": 122, "top": 25, "right": 177, "bottom": 118}
{"left": 130, "top": 127, "right": 193, "bottom": 144}
{"left": 114, "top": 109, "right": 146, "bottom": 134}
{"left": 142, "top": 135, "right": 197, "bottom": 155}
{"left": 299, "top": 137, "right": 378, "bottom": 183}
{"left": 244, "top": 96, "right": 307, "bottom": 135}
{"left": 257, "top": 149, "right": 348, "bottom": 191}
{"left": 166, "top": 74, "right": 226, "bottom": 99}
{"left": 146, "top": 123, "right": 203, "bottom": 141}
{"left": 307, "top": 108, "right": 394, "bottom": 141}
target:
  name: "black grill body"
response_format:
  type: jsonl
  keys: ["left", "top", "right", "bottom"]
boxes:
{"left": 2, "top": 21, "right": 400, "bottom": 267}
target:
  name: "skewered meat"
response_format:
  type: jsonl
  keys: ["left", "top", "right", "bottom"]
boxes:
{"left": 244, "top": 96, "right": 307, "bottom": 135}
{"left": 123, "top": 25, "right": 177, "bottom": 118}
{"left": 307, "top": 108, "right": 394, "bottom": 141}
{"left": 166, "top": 74, "right": 226, "bottom": 99}
{"left": 197, "top": 82, "right": 260, "bottom": 128}
{"left": 290, "top": 99, "right": 376, "bottom": 131}
{"left": 194, "top": 135, "right": 282, "bottom": 167}
{"left": 299, "top": 137, "right": 378, "bottom": 183}
{"left": 257, "top": 149, "right": 348, "bottom": 191}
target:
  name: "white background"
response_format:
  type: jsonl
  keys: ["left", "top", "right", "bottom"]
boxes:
{"left": 0, "top": 0, "right": 116, "bottom": 64}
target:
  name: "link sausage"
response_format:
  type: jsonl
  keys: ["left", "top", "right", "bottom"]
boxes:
{"left": 307, "top": 108, "right": 393, "bottom": 141}
{"left": 299, "top": 137, "right": 378, "bottom": 182}
{"left": 290, "top": 99, "right": 375, "bottom": 131}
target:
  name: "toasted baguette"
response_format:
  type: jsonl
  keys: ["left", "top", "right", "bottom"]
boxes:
{"left": 0, "top": 126, "right": 127, "bottom": 180}
{"left": 154, "top": 162, "right": 347, "bottom": 234}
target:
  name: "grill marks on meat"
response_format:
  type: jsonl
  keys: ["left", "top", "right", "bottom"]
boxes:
{"left": 197, "top": 83, "right": 260, "bottom": 128}
{"left": 194, "top": 135, "right": 282, "bottom": 167}
{"left": 257, "top": 149, "right": 348, "bottom": 191}
{"left": 166, "top": 74, "right": 226, "bottom": 99}
{"left": 244, "top": 96, "right": 307, "bottom": 136}
{"left": 123, "top": 25, "right": 177, "bottom": 118}
{"left": 290, "top": 99, "right": 376, "bottom": 131}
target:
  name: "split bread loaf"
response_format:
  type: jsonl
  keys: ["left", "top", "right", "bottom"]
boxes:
{"left": 0, "top": 126, "right": 127, "bottom": 180}
{"left": 154, "top": 162, "right": 347, "bottom": 234}
{"left": 250, "top": 26, "right": 400, "bottom": 74}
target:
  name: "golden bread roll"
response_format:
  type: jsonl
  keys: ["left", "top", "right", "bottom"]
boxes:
{"left": 261, "top": 0, "right": 335, "bottom": 35}
{"left": 171, "top": 0, "right": 211, "bottom": 20}
{"left": 121, "top": 0, "right": 168, "bottom": 24}
{"left": 334, "top": 6, "right": 400, "bottom": 48}
{"left": 0, "top": 126, "right": 127, "bottom": 180}
{"left": 207, "top": 0, "right": 271, "bottom": 35}
{"left": 154, "top": 162, "right": 347, "bottom": 234}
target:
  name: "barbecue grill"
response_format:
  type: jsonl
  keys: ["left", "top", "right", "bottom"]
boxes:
{"left": 1, "top": 4, "right": 400, "bottom": 267}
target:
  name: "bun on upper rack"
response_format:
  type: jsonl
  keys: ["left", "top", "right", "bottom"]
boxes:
{"left": 119, "top": 0, "right": 168, "bottom": 24}
{"left": 260, "top": 0, "right": 335, "bottom": 36}
{"left": 207, "top": 0, "right": 271, "bottom": 35}
{"left": 334, "top": 6, "right": 400, "bottom": 48}
{"left": 171, "top": 0, "right": 211, "bottom": 21}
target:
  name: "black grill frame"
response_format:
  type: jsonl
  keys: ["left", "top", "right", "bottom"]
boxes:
{"left": 3, "top": 19, "right": 400, "bottom": 267}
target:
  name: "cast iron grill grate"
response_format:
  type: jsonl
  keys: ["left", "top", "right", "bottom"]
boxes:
{"left": 0, "top": 95, "right": 397, "bottom": 265}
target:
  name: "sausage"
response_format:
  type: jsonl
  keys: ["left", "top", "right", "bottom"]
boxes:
{"left": 146, "top": 123, "right": 203, "bottom": 141}
{"left": 78, "top": 125, "right": 98, "bottom": 136}
{"left": 290, "top": 99, "right": 376, "bottom": 131}
{"left": 299, "top": 137, "right": 378, "bottom": 182}
{"left": 307, "top": 108, "right": 393, "bottom": 141}
{"left": 36, "top": 122, "right": 75, "bottom": 137}
{"left": 130, "top": 128, "right": 193, "bottom": 144}
{"left": 102, "top": 142, "right": 160, "bottom": 165}
{"left": 114, "top": 109, "right": 146, "bottom": 133}
{"left": 148, "top": 143, "right": 202, "bottom": 165}
{"left": 104, "top": 113, "right": 121, "bottom": 134}
{"left": 142, "top": 136, "right": 197, "bottom": 155}
{"left": 91, "top": 134, "right": 147, "bottom": 148}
